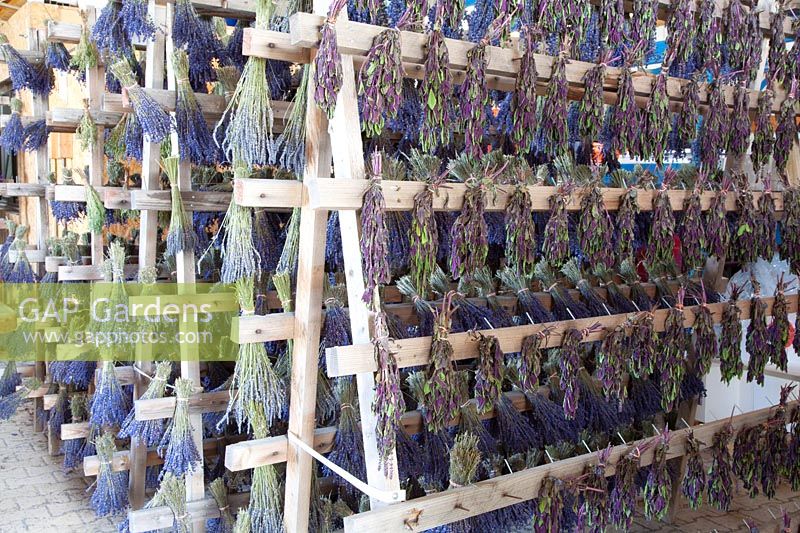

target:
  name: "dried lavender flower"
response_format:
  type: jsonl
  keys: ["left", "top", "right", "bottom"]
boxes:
{"left": 474, "top": 333, "right": 504, "bottom": 415}
{"left": 540, "top": 45, "right": 570, "bottom": 159}
{"left": 746, "top": 283, "right": 770, "bottom": 386}
{"left": 510, "top": 27, "right": 538, "bottom": 153}
{"left": 577, "top": 181, "right": 614, "bottom": 270}
{"left": 542, "top": 186, "right": 571, "bottom": 269}
{"left": 750, "top": 88, "right": 775, "bottom": 174}
{"left": 681, "top": 431, "right": 706, "bottom": 510}
{"left": 707, "top": 423, "right": 735, "bottom": 510}
{"left": 774, "top": 82, "right": 798, "bottom": 185}
{"left": 657, "top": 288, "right": 687, "bottom": 412}
{"left": 109, "top": 59, "right": 171, "bottom": 143}
{"left": 313, "top": 0, "right": 346, "bottom": 118}
{"left": 372, "top": 310, "right": 405, "bottom": 476}
{"left": 643, "top": 429, "right": 672, "bottom": 521}
{"left": 360, "top": 153, "right": 391, "bottom": 305}
{"left": 423, "top": 292, "right": 461, "bottom": 432}
{"left": 420, "top": 8, "right": 452, "bottom": 153}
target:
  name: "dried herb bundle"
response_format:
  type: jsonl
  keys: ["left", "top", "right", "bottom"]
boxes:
{"left": 162, "top": 156, "right": 195, "bottom": 257}
{"left": 699, "top": 80, "right": 728, "bottom": 171}
{"left": 774, "top": 82, "right": 798, "bottom": 185}
{"left": 681, "top": 431, "right": 706, "bottom": 510}
{"left": 0, "top": 97, "right": 24, "bottom": 154}
{"left": 510, "top": 27, "right": 538, "bottom": 153}
{"left": 733, "top": 423, "right": 761, "bottom": 497}
{"left": 663, "top": 0, "right": 694, "bottom": 68}
{"left": 449, "top": 433, "right": 481, "bottom": 489}
{"left": 505, "top": 164, "right": 537, "bottom": 277}
{"left": 159, "top": 378, "right": 202, "bottom": 477}
{"left": 360, "top": 153, "right": 390, "bottom": 305}
{"left": 328, "top": 378, "right": 365, "bottom": 504}
{"left": 768, "top": 275, "right": 790, "bottom": 372}
{"left": 705, "top": 182, "right": 731, "bottom": 259}
{"left": 118, "top": 361, "right": 171, "bottom": 447}
{"left": 746, "top": 283, "right": 770, "bottom": 386}
{"left": 719, "top": 286, "right": 744, "bottom": 383}
{"left": 533, "top": 476, "right": 564, "bottom": 533}
{"left": 645, "top": 72, "right": 670, "bottom": 167}
{"left": 372, "top": 310, "right": 404, "bottom": 475}
{"left": 497, "top": 266, "right": 555, "bottom": 324}
{"left": 707, "top": 423, "right": 734, "bottom": 510}
{"left": 562, "top": 259, "right": 614, "bottom": 316}
{"left": 643, "top": 429, "right": 672, "bottom": 520}
{"left": 172, "top": 49, "right": 218, "bottom": 165}
{"left": 76, "top": 100, "right": 96, "bottom": 151}
{"left": 542, "top": 187, "right": 571, "bottom": 268}
{"left": 750, "top": 88, "right": 775, "bottom": 173}
{"left": 407, "top": 150, "right": 441, "bottom": 298}
{"left": 0, "top": 34, "right": 52, "bottom": 96}
{"left": 535, "top": 261, "right": 592, "bottom": 321}
{"left": 313, "top": 0, "right": 346, "bottom": 118}
{"left": 768, "top": 8, "right": 788, "bottom": 82}
{"left": 577, "top": 446, "right": 610, "bottom": 532}
{"left": 517, "top": 331, "right": 546, "bottom": 395}
{"left": 560, "top": 325, "right": 601, "bottom": 420}
{"left": 726, "top": 85, "right": 750, "bottom": 163}
{"left": 449, "top": 157, "right": 488, "bottom": 281}
{"left": 693, "top": 288, "right": 717, "bottom": 377}
{"left": 420, "top": 9, "right": 452, "bottom": 153}
{"left": 120, "top": 0, "right": 156, "bottom": 41}
{"left": 755, "top": 184, "right": 777, "bottom": 258}
{"left": 781, "top": 187, "right": 800, "bottom": 271}
{"left": 615, "top": 186, "right": 639, "bottom": 265}
{"left": 609, "top": 450, "right": 640, "bottom": 530}
{"left": 358, "top": 14, "right": 407, "bottom": 138}
{"left": 599, "top": 0, "right": 624, "bottom": 51}
{"left": 70, "top": 13, "right": 98, "bottom": 72}
{"left": 109, "top": 59, "right": 170, "bottom": 142}
{"left": 474, "top": 333, "right": 504, "bottom": 415}
{"left": 649, "top": 180, "right": 676, "bottom": 269}
{"left": 579, "top": 59, "right": 606, "bottom": 145}
{"left": 734, "top": 188, "right": 758, "bottom": 265}
{"left": 577, "top": 183, "right": 613, "bottom": 270}
{"left": 90, "top": 431, "right": 129, "bottom": 516}
{"left": 681, "top": 185, "right": 706, "bottom": 273}
{"left": 540, "top": 46, "right": 570, "bottom": 159}
{"left": 629, "top": 308, "right": 657, "bottom": 379}
{"left": 423, "top": 292, "right": 461, "bottom": 432}
{"left": 674, "top": 77, "right": 699, "bottom": 151}
{"left": 246, "top": 403, "right": 285, "bottom": 532}
{"left": 613, "top": 63, "right": 639, "bottom": 157}
{"left": 657, "top": 287, "right": 687, "bottom": 412}
{"left": 596, "top": 323, "right": 627, "bottom": 407}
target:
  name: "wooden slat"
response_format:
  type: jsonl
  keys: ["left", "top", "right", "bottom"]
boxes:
{"left": 232, "top": 178, "right": 305, "bottom": 208}
{"left": 345, "top": 401, "right": 798, "bottom": 532}
{"left": 129, "top": 189, "right": 231, "bottom": 212}
{"left": 230, "top": 312, "right": 295, "bottom": 344}
{"left": 46, "top": 21, "right": 148, "bottom": 49}
{"left": 224, "top": 427, "right": 337, "bottom": 471}
{"left": 242, "top": 16, "right": 797, "bottom": 116}
{"left": 327, "top": 294, "right": 800, "bottom": 376}
{"left": 53, "top": 185, "right": 131, "bottom": 209}
{"left": 58, "top": 264, "right": 138, "bottom": 281}
{"left": 2, "top": 183, "right": 47, "bottom": 197}
{"left": 105, "top": 89, "right": 227, "bottom": 117}
{"left": 242, "top": 28, "right": 312, "bottom": 63}
{"left": 60, "top": 421, "right": 90, "bottom": 440}
{"left": 134, "top": 390, "right": 230, "bottom": 421}
{"left": 128, "top": 492, "right": 250, "bottom": 533}
{"left": 47, "top": 108, "right": 122, "bottom": 131}
{"left": 93, "top": 365, "right": 136, "bottom": 387}
{"left": 307, "top": 180, "right": 785, "bottom": 213}
{"left": 7, "top": 248, "right": 46, "bottom": 263}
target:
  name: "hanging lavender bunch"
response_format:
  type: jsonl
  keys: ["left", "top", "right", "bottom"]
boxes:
{"left": 599, "top": 0, "right": 624, "bottom": 54}
{"left": 578, "top": 55, "right": 608, "bottom": 146}
{"left": 207, "top": 477, "right": 235, "bottom": 533}
{"left": 505, "top": 161, "right": 537, "bottom": 277}
{"left": 406, "top": 151, "right": 441, "bottom": 299}
{"left": 768, "top": 275, "right": 790, "bottom": 372}
{"left": 497, "top": 266, "right": 555, "bottom": 324}
{"left": 473, "top": 333, "right": 504, "bottom": 415}
{"left": 614, "top": 185, "right": 639, "bottom": 265}
{"left": 92, "top": 1, "right": 132, "bottom": 57}
{"left": 680, "top": 431, "right": 706, "bottom": 510}
{"left": 705, "top": 181, "right": 731, "bottom": 259}
{"left": 693, "top": 288, "right": 717, "bottom": 377}
{"left": 420, "top": 7, "right": 452, "bottom": 153}
{"left": 781, "top": 187, "right": 800, "bottom": 271}
{"left": 327, "top": 378, "right": 366, "bottom": 505}
{"left": 423, "top": 292, "right": 461, "bottom": 432}
{"left": 674, "top": 77, "right": 699, "bottom": 152}
{"left": 697, "top": 0, "right": 722, "bottom": 72}
{"left": 700, "top": 79, "right": 728, "bottom": 172}
{"left": 510, "top": 27, "right": 538, "bottom": 154}
{"left": 159, "top": 378, "right": 202, "bottom": 477}
{"left": 172, "top": 0, "right": 227, "bottom": 89}
{"left": 358, "top": 10, "right": 410, "bottom": 138}
{"left": 644, "top": 72, "right": 670, "bottom": 167}
{"left": 577, "top": 446, "right": 610, "bottom": 532}
{"left": 90, "top": 361, "right": 130, "bottom": 427}
{"left": 628, "top": 0, "right": 658, "bottom": 65}
{"left": 0, "top": 97, "right": 24, "bottom": 154}
{"left": 372, "top": 311, "right": 404, "bottom": 475}
{"left": 221, "top": 276, "right": 284, "bottom": 432}
{"left": 609, "top": 450, "right": 640, "bottom": 530}
{"left": 613, "top": 61, "right": 638, "bottom": 157}
{"left": 658, "top": 287, "right": 688, "bottom": 412}
{"left": 643, "top": 429, "right": 672, "bottom": 520}
{"left": 0, "top": 361, "right": 20, "bottom": 397}
{"left": 162, "top": 156, "right": 196, "bottom": 257}
{"left": 663, "top": 0, "right": 694, "bottom": 69}
{"left": 562, "top": 259, "right": 614, "bottom": 316}
{"left": 535, "top": 260, "right": 592, "bottom": 320}
{"left": 172, "top": 49, "right": 219, "bottom": 165}
{"left": 540, "top": 45, "right": 570, "bottom": 159}
{"left": 724, "top": 0, "right": 747, "bottom": 75}
{"left": 313, "top": 0, "right": 346, "bottom": 118}
{"left": 629, "top": 307, "right": 657, "bottom": 379}
{"left": 118, "top": 362, "right": 171, "bottom": 447}
{"left": 109, "top": 59, "right": 170, "bottom": 142}
{"left": 595, "top": 323, "right": 627, "bottom": 407}
{"left": 225, "top": 20, "right": 247, "bottom": 72}
{"left": 734, "top": 187, "right": 758, "bottom": 264}
{"left": 707, "top": 422, "right": 735, "bottom": 510}
{"left": 533, "top": 476, "right": 564, "bottom": 533}
{"left": 648, "top": 176, "right": 676, "bottom": 269}
{"left": 121, "top": 113, "right": 143, "bottom": 161}
{"left": 90, "top": 431, "right": 129, "bottom": 516}
{"left": 774, "top": 81, "right": 798, "bottom": 185}
{"left": 681, "top": 185, "right": 705, "bottom": 273}
{"left": 577, "top": 182, "right": 614, "bottom": 270}
{"left": 209, "top": 168, "right": 258, "bottom": 284}
{"left": 0, "top": 34, "right": 52, "bottom": 96}
{"left": 542, "top": 186, "right": 571, "bottom": 269}
{"left": 449, "top": 157, "right": 489, "bottom": 282}
{"left": 746, "top": 282, "right": 770, "bottom": 386}
{"left": 22, "top": 119, "right": 48, "bottom": 152}
{"left": 755, "top": 184, "right": 776, "bottom": 260}
{"left": 750, "top": 88, "right": 775, "bottom": 174}
{"left": 120, "top": 0, "right": 156, "bottom": 41}
{"left": 45, "top": 41, "right": 72, "bottom": 73}
{"left": 516, "top": 331, "right": 546, "bottom": 395}
{"left": 560, "top": 325, "right": 601, "bottom": 420}
{"left": 719, "top": 285, "right": 744, "bottom": 383}
{"left": 361, "top": 153, "right": 390, "bottom": 304}
{"left": 727, "top": 85, "right": 751, "bottom": 161}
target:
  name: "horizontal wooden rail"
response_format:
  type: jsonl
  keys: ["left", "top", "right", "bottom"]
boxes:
{"left": 306, "top": 180, "right": 785, "bottom": 213}
{"left": 129, "top": 189, "right": 231, "bottom": 212}
{"left": 327, "top": 294, "right": 799, "bottom": 376}
{"left": 7, "top": 248, "right": 46, "bottom": 263}
{"left": 242, "top": 15, "right": 796, "bottom": 117}
{"left": 46, "top": 21, "right": 148, "bottom": 49}
{"left": 0, "top": 182, "right": 47, "bottom": 197}
{"left": 128, "top": 492, "right": 250, "bottom": 533}
{"left": 53, "top": 184, "right": 132, "bottom": 209}
{"left": 345, "top": 400, "right": 798, "bottom": 532}
{"left": 47, "top": 108, "right": 122, "bottom": 132}
{"left": 231, "top": 311, "right": 295, "bottom": 344}
{"left": 60, "top": 421, "right": 89, "bottom": 440}
{"left": 93, "top": 365, "right": 136, "bottom": 387}
{"left": 58, "top": 264, "right": 138, "bottom": 281}
{"left": 232, "top": 177, "right": 306, "bottom": 208}
{"left": 134, "top": 390, "right": 231, "bottom": 421}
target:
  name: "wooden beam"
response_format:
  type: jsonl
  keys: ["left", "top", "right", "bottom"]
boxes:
{"left": 1, "top": 183, "right": 47, "bottom": 197}
{"left": 133, "top": 390, "right": 231, "bottom": 421}
{"left": 58, "top": 264, "right": 138, "bottom": 281}
{"left": 46, "top": 108, "right": 122, "bottom": 131}
{"left": 7, "top": 248, "right": 46, "bottom": 263}
{"left": 53, "top": 185, "right": 131, "bottom": 209}
{"left": 128, "top": 492, "right": 250, "bottom": 533}
{"left": 230, "top": 312, "right": 295, "bottom": 344}
{"left": 345, "top": 401, "right": 798, "bottom": 532}
{"left": 60, "top": 421, "right": 89, "bottom": 440}
{"left": 232, "top": 177, "right": 305, "bottom": 208}
{"left": 327, "top": 294, "right": 800, "bottom": 376}
{"left": 129, "top": 189, "right": 231, "bottom": 212}
{"left": 224, "top": 427, "right": 337, "bottom": 471}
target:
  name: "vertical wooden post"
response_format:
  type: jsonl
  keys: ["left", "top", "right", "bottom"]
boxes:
{"left": 128, "top": 1, "right": 166, "bottom": 511}
{"left": 84, "top": 8, "right": 104, "bottom": 266}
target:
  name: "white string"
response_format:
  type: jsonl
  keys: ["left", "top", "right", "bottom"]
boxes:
{"left": 287, "top": 432, "right": 405, "bottom": 503}
{"left": 132, "top": 363, "right": 175, "bottom": 391}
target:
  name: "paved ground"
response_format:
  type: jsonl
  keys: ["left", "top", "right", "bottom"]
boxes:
{"left": 0, "top": 402, "right": 117, "bottom": 533}
{"left": 0, "top": 398, "right": 798, "bottom": 532}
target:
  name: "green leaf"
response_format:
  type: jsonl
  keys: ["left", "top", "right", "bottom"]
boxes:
{"left": 427, "top": 91, "right": 437, "bottom": 110}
